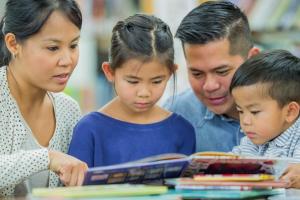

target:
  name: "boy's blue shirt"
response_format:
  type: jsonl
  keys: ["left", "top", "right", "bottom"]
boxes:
{"left": 68, "top": 112, "right": 196, "bottom": 167}
{"left": 164, "top": 89, "right": 244, "bottom": 152}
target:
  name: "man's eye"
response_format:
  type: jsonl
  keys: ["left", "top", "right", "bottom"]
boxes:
{"left": 191, "top": 72, "right": 204, "bottom": 78}
{"left": 216, "top": 70, "right": 229, "bottom": 76}
{"left": 47, "top": 46, "right": 59, "bottom": 51}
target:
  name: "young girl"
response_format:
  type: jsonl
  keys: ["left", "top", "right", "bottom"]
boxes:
{"left": 68, "top": 14, "right": 195, "bottom": 167}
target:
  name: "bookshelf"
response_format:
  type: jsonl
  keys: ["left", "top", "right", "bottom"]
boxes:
{"left": 235, "top": 0, "right": 300, "bottom": 56}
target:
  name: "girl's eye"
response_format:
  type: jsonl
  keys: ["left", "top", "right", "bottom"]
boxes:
{"left": 47, "top": 46, "right": 59, "bottom": 51}
{"left": 127, "top": 80, "right": 138, "bottom": 84}
{"left": 152, "top": 80, "right": 163, "bottom": 84}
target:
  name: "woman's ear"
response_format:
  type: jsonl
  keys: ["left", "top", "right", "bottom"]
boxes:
{"left": 102, "top": 62, "right": 115, "bottom": 82}
{"left": 5, "top": 33, "right": 19, "bottom": 57}
{"left": 284, "top": 101, "right": 300, "bottom": 123}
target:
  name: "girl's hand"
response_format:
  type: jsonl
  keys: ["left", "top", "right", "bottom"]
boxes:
{"left": 48, "top": 150, "right": 88, "bottom": 186}
{"left": 280, "top": 163, "right": 300, "bottom": 189}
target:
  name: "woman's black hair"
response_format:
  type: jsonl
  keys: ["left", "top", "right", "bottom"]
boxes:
{"left": 0, "top": 0, "right": 82, "bottom": 66}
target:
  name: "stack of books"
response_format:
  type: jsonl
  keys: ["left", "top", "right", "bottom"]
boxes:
{"left": 31, "top": 152, "right": 296, "bottom": 199}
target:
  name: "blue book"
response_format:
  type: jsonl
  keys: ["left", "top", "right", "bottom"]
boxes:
{"left": 83, "top": 152, "right": 295, "bottom": 185}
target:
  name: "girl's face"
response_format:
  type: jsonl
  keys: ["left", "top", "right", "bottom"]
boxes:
{"left": 12, "top": 10, "right": 80, "bottom": 92}
{"left": 111, "top": 59, "right": 172, "bottom": 113}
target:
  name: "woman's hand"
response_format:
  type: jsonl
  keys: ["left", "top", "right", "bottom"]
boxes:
{"left": 48, "top": 150, "right": 88, "bottom": 186}
{"left": 280, "top": 163, "right": 300, "bottom": 189}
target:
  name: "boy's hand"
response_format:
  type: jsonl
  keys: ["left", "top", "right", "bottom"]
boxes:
{"left": 280, "top": 163, "right": 300, "bottom": 188}
{"left": 48, "top": 150, "right": 88, "bottom": 186}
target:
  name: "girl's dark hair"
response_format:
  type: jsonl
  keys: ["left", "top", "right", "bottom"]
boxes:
{"left": 0, "top": 0, "right": 82, "bottom": 66}
{"left": 109, "top": 14, "right": 175, "bottom": 74}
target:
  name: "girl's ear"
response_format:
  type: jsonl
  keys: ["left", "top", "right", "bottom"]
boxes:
{"left": 102, "top": 62, "right": 115, "bottom": 82}
{"left": 5, "top": 33, "right": 20, "bottom": 57}
{"left": 173, "top": 64, "right": 178, "bottom": 72}
{"left": 284, "top": 101, "right": 300, "bottom": 123}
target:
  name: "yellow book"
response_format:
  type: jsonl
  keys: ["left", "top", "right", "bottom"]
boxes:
{"left": 193, "top": 174, "right": 275, "bottom": 182}
{"left": 32, "top": 184, "right": 168, "bottom": 198}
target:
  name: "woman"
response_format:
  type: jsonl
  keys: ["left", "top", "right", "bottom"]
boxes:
{"left": 0, "top": 0, "right": 87, "bottom": 196}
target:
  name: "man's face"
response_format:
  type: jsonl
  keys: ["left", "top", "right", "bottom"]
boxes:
{"left": 183, "top": 39, "right": 246, "bottom": 118}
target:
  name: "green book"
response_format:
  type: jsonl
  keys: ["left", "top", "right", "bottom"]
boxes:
{"left": 31, "top": 184, "right": 168, "bottom": 198}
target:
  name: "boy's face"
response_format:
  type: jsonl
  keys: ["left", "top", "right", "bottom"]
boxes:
{"left": 183, "top": 39, "right": 246, "bottom": 119}
{"left": 232, "top": 84, "right": 290, "bottom": 145}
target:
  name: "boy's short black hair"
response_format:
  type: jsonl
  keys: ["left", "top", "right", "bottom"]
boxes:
{"left": 230, "top": 49, "right": 300, "bottom": 107}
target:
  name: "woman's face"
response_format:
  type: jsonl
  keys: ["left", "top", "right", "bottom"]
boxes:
{"left": 12, "top": 10, "right": 80, "bottom": 92}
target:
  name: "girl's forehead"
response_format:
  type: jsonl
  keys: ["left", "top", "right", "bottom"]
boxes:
{"left": 117, "top": 59, "right": 170, "bottom": 76}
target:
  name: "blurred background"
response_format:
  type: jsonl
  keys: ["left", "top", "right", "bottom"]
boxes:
{"left": 1, "top": 0, "right": 300, "bottom": 113}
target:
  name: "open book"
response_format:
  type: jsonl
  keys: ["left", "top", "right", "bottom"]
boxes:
{"left": 83, "top": 152, "right": 297, "bottom": 185}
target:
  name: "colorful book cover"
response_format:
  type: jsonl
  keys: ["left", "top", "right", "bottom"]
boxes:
{"left": 167, "top": 188, "right": 285, "bottom": 199}
{"left": 165, "top": 178, "right": 289, "bottom": 190}
{"left": 193, "top": 174, "right": 275, "bottom": 182}
{"left": 82, "top": 152, "right": 296, "bottom": 185}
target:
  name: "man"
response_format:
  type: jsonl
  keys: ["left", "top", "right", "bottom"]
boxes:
{"left": 165, "top": 1, "right": 259, "bottom": 152}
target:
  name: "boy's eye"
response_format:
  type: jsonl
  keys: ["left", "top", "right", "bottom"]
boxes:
{"left": 250, "top": 111, "right": 260, "bottom": 115}
{"left": 237, "top": 109, "right": 243, "bottom": 114}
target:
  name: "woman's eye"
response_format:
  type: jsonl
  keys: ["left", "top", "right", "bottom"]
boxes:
{"left": 70, "top": 44, "right": 78, "bottom": 49}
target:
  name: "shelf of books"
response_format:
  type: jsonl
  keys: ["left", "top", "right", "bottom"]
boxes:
{"left": 235, "top": 0, "right": 300, "bottom": 56}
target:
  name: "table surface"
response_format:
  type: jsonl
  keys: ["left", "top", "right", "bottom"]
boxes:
{"left": 1, "top": 189, "right": 299, "bottom": 200}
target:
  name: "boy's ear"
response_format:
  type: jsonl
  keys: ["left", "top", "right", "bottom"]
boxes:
{"left": 247, "top": 47, "right": 260, "bottom": 59}
{"left": 5, "top": 33, "right": 20, "bottom": 57}
{"left": 102, "top": 62, "right": 114, "bottom": 82}
{"left": 284, "top": 101, "right": 300, "bottom": 123}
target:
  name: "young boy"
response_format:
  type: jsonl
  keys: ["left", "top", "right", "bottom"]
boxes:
{"left": 230, "top": 49, "right": 300, "bottom": 188}
{"left": 230, "top": 49, "right": 300, "bottom": 157}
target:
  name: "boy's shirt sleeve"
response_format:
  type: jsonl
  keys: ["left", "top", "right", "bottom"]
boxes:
{"left": 231, "top": 136, "right": 259, "bottom": 156}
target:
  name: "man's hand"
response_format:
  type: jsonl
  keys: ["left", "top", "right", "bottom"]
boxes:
{"left": 48, "top": 150, "right": 88, "bottom": 186}
{"left": 280, "top": 163, "right": 300, "bottom": 188}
